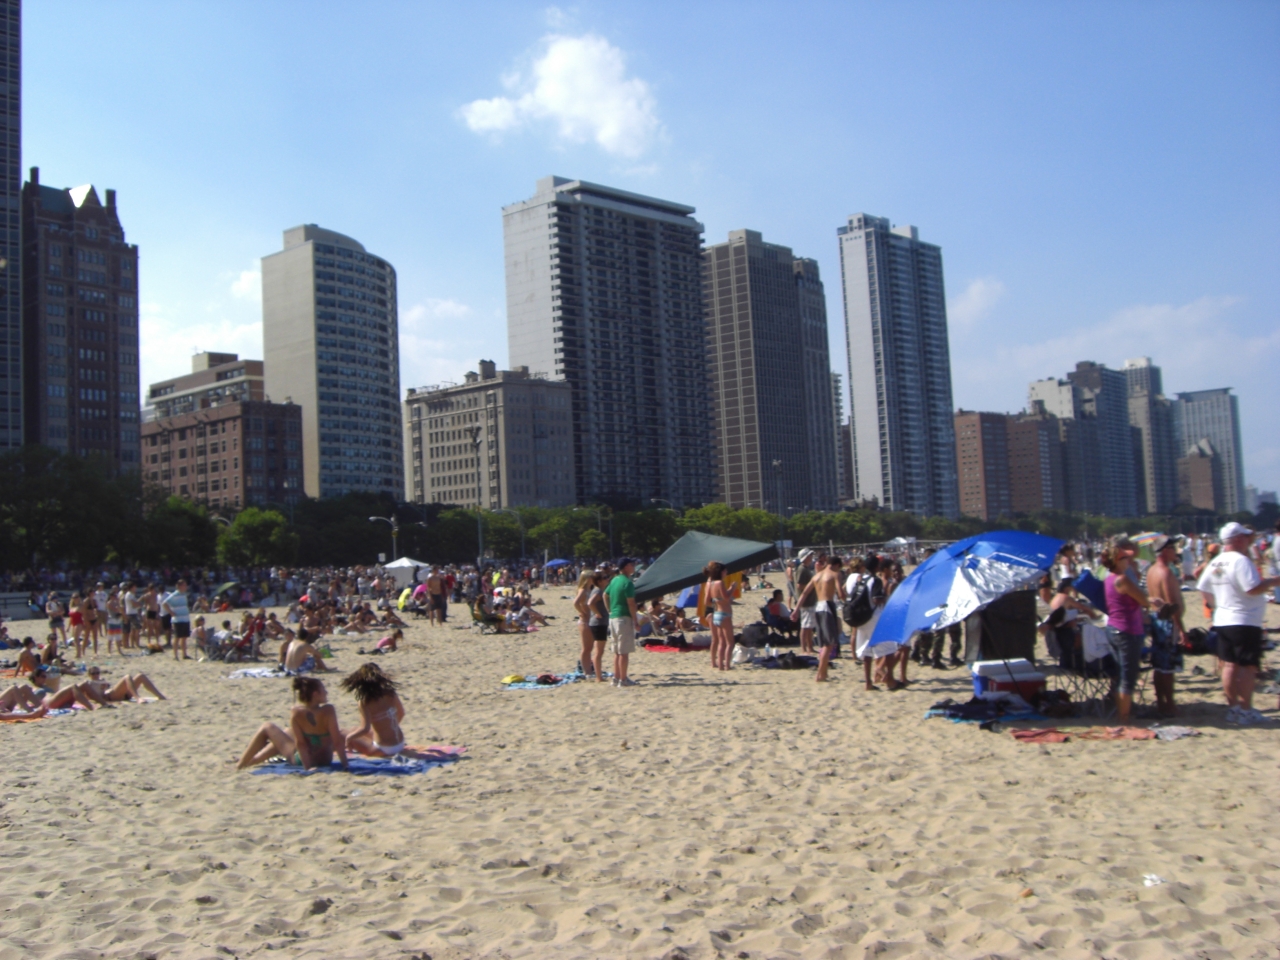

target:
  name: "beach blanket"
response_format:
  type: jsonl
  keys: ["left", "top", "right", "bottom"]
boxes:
{"left": 252, "top": 745, "right": 466, "bottom": 776}
{"left": 225, "top": 665, "right": 320, "bottom": 679}
{"left": 0, "top": 706, "right": 78, "bottom": 723}
{"left": 643, "top": 644, "right": 704, "bottom": 654}
{"left": 925, "top": 697, "right": 1046, "bottom": 725}
{"left": 1010, "top": 728, "right": 1071, "bottom": 744}
{"left": 1077, "top": 726, "right": 1157, "bottom": 741}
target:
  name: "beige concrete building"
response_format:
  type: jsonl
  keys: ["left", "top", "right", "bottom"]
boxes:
{"left": 144, "top": 352, "right": 264, "bottom": 421}
{"left": 404, "top": 361, "right": 575, "bottom": 508}
{"left": 262, "top": 224, "right": 401, "bottom": 499}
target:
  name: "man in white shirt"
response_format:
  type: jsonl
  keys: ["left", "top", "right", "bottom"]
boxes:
{"left": 1197, "top": 522, "right": 1280, "bottom": 724}
{"left": 121, "top": 583, "right": 141, "bottom": 651}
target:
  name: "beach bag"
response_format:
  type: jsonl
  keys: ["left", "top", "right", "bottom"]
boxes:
{"left": 842, "top": 576, "right": 875, "bottom": 627}
{"left": 731, "top": 643, "right": 752, "bottom": 665}
{"left": 741, "top": 622, "right": 769, "bottom": 647}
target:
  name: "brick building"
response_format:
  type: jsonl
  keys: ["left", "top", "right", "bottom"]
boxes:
{"left": 142, "top": 399, "right": 302, "bottom": 510}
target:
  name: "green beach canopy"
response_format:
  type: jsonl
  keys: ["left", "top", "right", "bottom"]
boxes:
{"left": 633, "top": 531, "right": 779, "bottom": 603}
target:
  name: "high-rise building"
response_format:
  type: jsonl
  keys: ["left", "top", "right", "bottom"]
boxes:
{"left": 141, "top": 396, "right": 303, "bottom": 510}
{"left": 1124, "top": 357, "right": 1178, "bottom": 515}
{"left": 144, "top": 352, "right": 263, "bottom": 421}
{"left": 21, "top": 169, "right": 140, "bottom": 469}
{"left": 262, "top": 225, "right": 401, "bottom": 500}
{"left": 0, "top": 2, "right": 19, "bottom": 451}
{"left": 837, "top": 214, "right": 958, "bottom": 517}
{"left": 1177, "top": 438, "right": 1222, "bottom": 512}
{"left": 795, "top": 258, "right": 839, "bottom": 511}
{"left": 702, "top": 230, "right": 836, "bottom": 512}
{"left": 503, "top": 176, "right": 712, "bottom": 509}
{"left": 954, "top": 411, "right": 1012, "bottom": 521}
{"left": 404, "top": 360, "right": 575, "bottom": 509}
{"left": 831, "top": 372, "right": 848, "bottom": 503}
{"left": 1029, "top": 361, "right": 1138, "bottom": 517}
{"left": 1173, "top": 388, "right": 1244, "bottom": 514}
{"left": 1008, "top": 404, "right": 1065, "bottom": 514}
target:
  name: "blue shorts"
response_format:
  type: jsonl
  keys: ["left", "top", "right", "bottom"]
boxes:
{"left": 1149, "top": 618, "right": 1183, "bottom": 674}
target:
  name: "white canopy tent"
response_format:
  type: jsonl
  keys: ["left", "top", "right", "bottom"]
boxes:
{"left": 383, "top": 557, "right": 429, "bottom": 589}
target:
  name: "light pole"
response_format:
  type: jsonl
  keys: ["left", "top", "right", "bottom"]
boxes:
{"left": 368, "top": 515, "right": 400, "bottom": 560}
{"left": 211, "top": 515, "right": 231, "bottom": 527}
{"left": 467, "top": 425, "right": 484, "bottom": 568}
{"left": 575, "top": 506, "right": 613, "bottom": 557}
{"left": 772, "top": 459, "right": 785, "bottom": 548}
{"left": 493, "top": 508, "right": 526, "bottom": 560}
{"left": 650, "top": 498, "right": 675, "bottom": 511}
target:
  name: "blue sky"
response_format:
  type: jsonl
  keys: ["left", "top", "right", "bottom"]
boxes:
{"left": 24, "top": 1, "right": 1280, "bottom": 494}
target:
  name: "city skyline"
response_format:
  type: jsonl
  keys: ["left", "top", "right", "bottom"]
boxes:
{"left": 19, "top": 2, "right": 1280, "bottom": 491}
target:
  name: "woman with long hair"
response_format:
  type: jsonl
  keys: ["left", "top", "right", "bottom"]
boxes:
{"left": 341, "top": 662, "right": 409, "bottom": 758}
{"left": 586, "top": 571, "right": 610, "bottom": 682}
{"left": 236, "top": 676, "right": 347, "bottom": 771}
{"left": 1101, "top": 538, "right": 1165, "bottom": 723}
{"left": 571, "top": 569, "right": 598, "bottom": 676}
{"left": 67, "top": 594, "right": 87, "bottom": 660}
{"left": 703, "top": 561, "right": 733, "bottom": 671}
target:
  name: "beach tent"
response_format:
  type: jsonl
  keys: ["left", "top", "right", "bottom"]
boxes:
{"left": 544, "top": 558, "right": 572, "bottom": 568}
{"left": 633, "top": 531, "right": 778, "bottom": 603}
{"left": 383, "top": 557, "right": 429, "bottom": 588}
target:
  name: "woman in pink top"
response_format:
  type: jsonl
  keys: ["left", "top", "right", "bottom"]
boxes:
{"left": 1101, "top": 538, "right": 1165, "bottom": 723}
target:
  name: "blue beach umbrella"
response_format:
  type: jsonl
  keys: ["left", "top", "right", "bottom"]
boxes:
{"left": 869, "top": 531, "right": 1064, "bottom": 647}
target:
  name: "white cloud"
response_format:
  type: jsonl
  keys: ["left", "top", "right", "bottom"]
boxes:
{"left": 953, "top": 294, "right": 1276, "bottom": 399}
{"left": 460, "top": 33, "right": 660, "bottom": 158}
{"left": 399, "top": 299, "right": 490, "bottom": 391}
{"left": 138, "top": 300, "right": 263, "bottom": 395}
{"left": 948, "top": 276, "right": 1005, "bottom": 328}
{"left": 229, "top": 267, "right": 261, "bottom": 302}
{"left": 544, "top": 5, "right": 573, "bottom": 29}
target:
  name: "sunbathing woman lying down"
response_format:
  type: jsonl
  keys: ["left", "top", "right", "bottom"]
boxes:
{"left": 237, "top": 676, "right": 348, "bottom": 771}
{"left": 85, "top": 666, "right": 166, "bottom": 701}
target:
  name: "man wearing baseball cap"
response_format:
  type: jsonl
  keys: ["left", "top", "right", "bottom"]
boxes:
{"left": 1146, "top": 535, "right": 1186, "bottom": 717}
{"left": 794, "top": 549, "right": 818, "bottom": 654}
{"left": 604, "top": 558, "right": 640, "bottom": 687}
{"left": 1197, "top": 522, "right": 1280, "bottom": 724}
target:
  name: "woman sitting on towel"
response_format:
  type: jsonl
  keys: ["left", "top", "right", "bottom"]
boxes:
{"left": 1, "top": 684, "right": 48, "bottom": 715}
{"left": 27, "top": 666, "right": 106, "bottom": 711}
{"left": 236, "top": 676, "right": 347, "bottom": 771}
{"left": 341, "top": 662, "right": 409, "bottom": 758}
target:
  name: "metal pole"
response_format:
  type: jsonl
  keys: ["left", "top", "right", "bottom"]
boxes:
{"left": 468, "top": 426, "right": 484, "bottom": 567}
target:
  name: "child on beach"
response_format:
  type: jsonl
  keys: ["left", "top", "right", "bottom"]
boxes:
{"left": 373, "top": 629, "right": 403, "bottom": 653}
{"left": 236, "top": 676, "right": 347, "bottom": 771}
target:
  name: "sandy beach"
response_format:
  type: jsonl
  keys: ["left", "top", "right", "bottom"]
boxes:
{"left": 2, "top": 588, "right": 1278, "bottom": 960}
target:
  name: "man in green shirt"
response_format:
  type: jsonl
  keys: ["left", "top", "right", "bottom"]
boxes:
{"left": 604, "top": 558, "right": 639, "bottom": 687}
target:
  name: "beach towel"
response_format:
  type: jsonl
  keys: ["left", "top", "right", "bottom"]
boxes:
{"left": 252, "top": 745, "right": 466, "bottom": 776}
{"left": 225, "top": 664, "right": 318, "bottom": 679}
{"left": 0, "top": 706, "right": 77, "bottom": 723}
{"left": 1077, "top": 726, "right": 1157, "bottom": 741}
{"left": 1010, "top": 728, "right": 1071, "bottom": 744}
{"left": 924, "top": 697, "right": 1046, "bottom": 724}
{"left": 1151, "top": 725, "right": 1200, "bottom": 741}
{"left": 643, "top": 644, "right": 705, "bottom": 653}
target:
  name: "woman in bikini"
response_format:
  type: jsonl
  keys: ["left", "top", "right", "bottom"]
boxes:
{"left": 236, "top": 676, "right": 347, "bottom": 771}
{"left": 67, "top": 594, "right": 87, "bottom": 659}
{"left": 341, "top": 662, "right": 410, "bottom": 758}
{"left": 83, "top": 591, "right": 101, "bottom": 656}
{"left": 572, "top": 570, "right": 597, "bottom": 678}
{"left": 84, "top": 665, "right": 166, "bottom": 701}
{"left": 704, "top": 561, "right": 733, "bottom": 671}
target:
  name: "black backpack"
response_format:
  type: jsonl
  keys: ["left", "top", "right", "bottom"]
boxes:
{"left": 842, "top": 576, "right": 875, "bottom": 627}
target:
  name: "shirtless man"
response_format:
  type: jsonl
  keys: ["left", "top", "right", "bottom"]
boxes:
{"left": 425, "top": 568, "right": 445, "bottom": 627}
{"left": 792, "top": 555, "right": 846, "bottom": 682}
{"left": 85, "top": 665, "right": 167, "bottom": 701}
{"left": 283, "top": 631, "right": 331, "bottom": 673}
{"left": 1145, "top": 535, "right": 1186, "bottom": 717}
{"left": 16, "top": 637, "right": 40, "bottom": 676}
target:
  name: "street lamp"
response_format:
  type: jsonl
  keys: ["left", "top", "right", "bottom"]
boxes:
{"left": 493, "top": 508, "right": 526, "bottom": 560}
{"left": 467, "top": 425, "right": 484, "bottom": 567}
{"left": 575, "top": 506, "right": 613, "bottom": 557}
{"left": 650, "top": 498, "right": 675, "bottom": 510}
{"left": 369, "top": 515, "right": 400, "bottom": 560}
{"left": 772, "top": 459, "right": 785, "bottom": 547}
{"left": 211, "top": 515, "right": 231, "bottom": 527}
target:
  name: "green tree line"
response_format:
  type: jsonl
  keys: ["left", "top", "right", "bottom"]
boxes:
{"left": 2, "top": 446, "right": 1270, "bottom": 572}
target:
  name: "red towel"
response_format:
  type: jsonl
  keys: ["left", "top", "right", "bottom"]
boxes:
{"left": 1078, "top": 726, "right": 1157, "bottom": 741}
{"left": 1010, "top": 728, "right": 1070, "bottom": 744}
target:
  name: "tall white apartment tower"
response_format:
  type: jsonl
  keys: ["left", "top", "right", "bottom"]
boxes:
{"left": 837, "top": 214, "right": 959, "bottom": 517}
{"left": 1174, "top": 388, "right": 1245, "bottom": 514}
{"left": 503, "top": 177, "right": 714, "bottom": 509}
{"left": 262, "top": 224, "right": 402, "bottom": 499}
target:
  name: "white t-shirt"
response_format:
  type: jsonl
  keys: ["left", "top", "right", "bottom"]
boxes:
{"left": 1196, "top": 550, "right": 1266, "bottom": 628}
{"left": 123, "top": 591, "right": 140, "bottom": 616}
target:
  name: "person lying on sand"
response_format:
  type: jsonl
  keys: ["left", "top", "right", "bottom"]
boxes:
{"left": 27, "top": 666, "right": 105, "bottom": 710}
{"left": 341, "top": 662, "right": 411, "bottom": 758}
{"left": 1, "top": 684, "right": 45, "bottom": 713}
{"left": 236, "top": 676, "right": 347, "bottom": 771}
{"left": 85, "top": 666, "right": 166, "bottom": 702}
